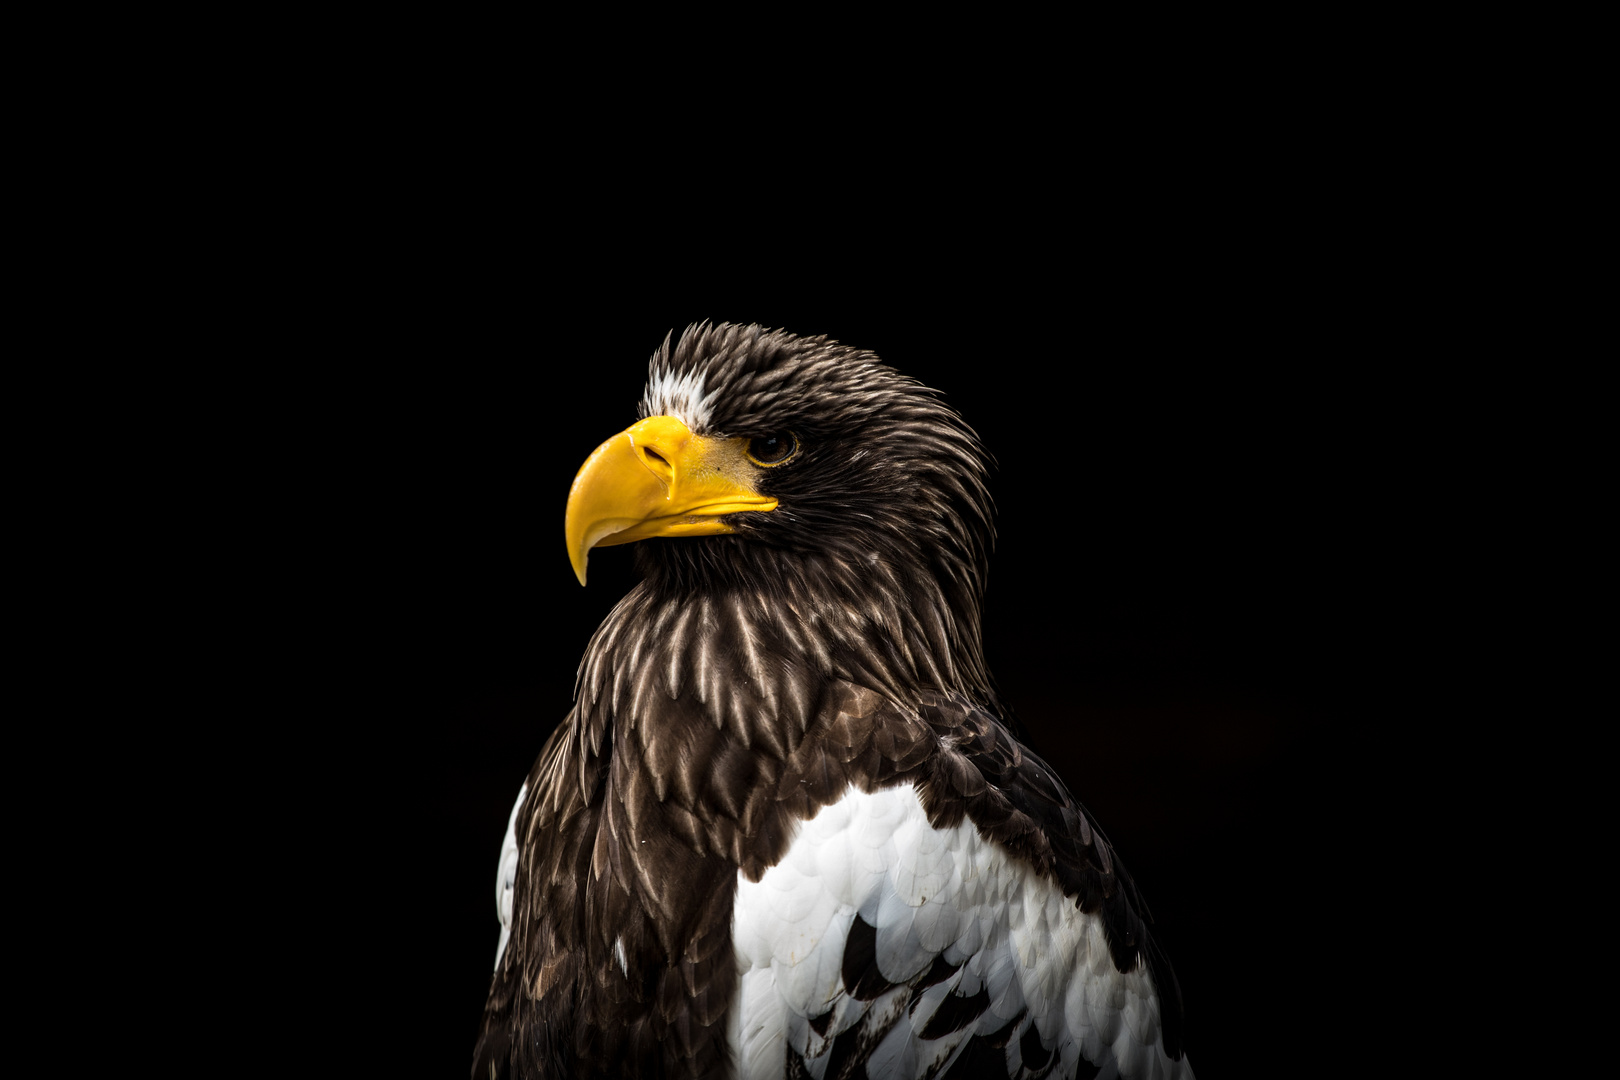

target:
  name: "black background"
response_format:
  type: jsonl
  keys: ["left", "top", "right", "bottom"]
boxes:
{"left": 262, "top": 161, "right": 1413, "bottom": 1078}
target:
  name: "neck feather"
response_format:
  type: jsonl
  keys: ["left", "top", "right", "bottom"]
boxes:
{"left": 574, "top": 539, "right": 991, "bottom": 748}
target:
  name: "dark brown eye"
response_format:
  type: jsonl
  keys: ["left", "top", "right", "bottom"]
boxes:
{"left": 744, "top": 432, "right": 798, "bottom": 467}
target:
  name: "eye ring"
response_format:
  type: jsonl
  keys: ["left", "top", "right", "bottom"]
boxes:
{"left": 744, "top": 432, "right": 799, "bottom": 468}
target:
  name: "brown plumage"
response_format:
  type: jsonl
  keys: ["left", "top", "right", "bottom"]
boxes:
{"left": 473, "top": 324, "right": 1186, "bottom": 1079}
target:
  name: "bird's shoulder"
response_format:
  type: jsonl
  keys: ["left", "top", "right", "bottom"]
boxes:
{"left": 778, "top": 686, "right": 1148, "bottom": 927}
{"left": 733, "top": 686, "right": 1188, "bottom": 1078}
{"left": 473, "top": 717, "right": 619, "bottom": 1079}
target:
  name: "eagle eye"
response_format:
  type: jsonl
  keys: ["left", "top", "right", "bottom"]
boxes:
{"left": 744, "top": 432, "right": 799, "bottom": 467}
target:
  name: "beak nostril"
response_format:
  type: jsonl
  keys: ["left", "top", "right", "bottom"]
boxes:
{"left": 638, "top": 445, "right": 675, "bottom": 491}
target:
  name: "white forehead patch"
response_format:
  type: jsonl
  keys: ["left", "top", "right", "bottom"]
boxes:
{"left": 643, "top": 367, "right": 717, "bottom": 432}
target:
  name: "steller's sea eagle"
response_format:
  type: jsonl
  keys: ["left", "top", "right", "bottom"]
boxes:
{"left": 473, "top": 323, "right": 1192, "bottom": 1079}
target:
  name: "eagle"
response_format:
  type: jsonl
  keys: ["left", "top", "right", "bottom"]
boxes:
{"left": 473, "top": 323, "right": 1192, "bottom": 1079}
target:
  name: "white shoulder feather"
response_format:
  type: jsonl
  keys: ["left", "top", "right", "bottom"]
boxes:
{"left": 731, "top": 783, "right": 1192, "bottom": 1080}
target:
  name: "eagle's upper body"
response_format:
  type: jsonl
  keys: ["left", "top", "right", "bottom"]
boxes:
{"left": 474, "top": 324, "right": 1192, "bottom": 1080}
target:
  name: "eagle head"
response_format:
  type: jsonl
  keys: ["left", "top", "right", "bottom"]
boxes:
{"left": 565, "top": 322, "right": 997, "bottom": 702}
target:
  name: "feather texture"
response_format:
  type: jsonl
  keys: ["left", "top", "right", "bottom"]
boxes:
{"left": 472, "top": 324, "right": 1190, "bottom": 1079}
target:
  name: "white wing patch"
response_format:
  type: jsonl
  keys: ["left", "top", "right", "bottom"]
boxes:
{"left": 731, "top": 784, "right": 1193, "bottom": 1080}
{"left": 643, "top": 366, "right": 716, "bottom": 432}
{"left": 494, "top": 781, "right": 527, "bottom": 970}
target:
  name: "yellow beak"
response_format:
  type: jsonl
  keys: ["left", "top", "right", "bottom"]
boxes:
{"left": 564, "top": 415, "right": 779, "bottom": 585}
